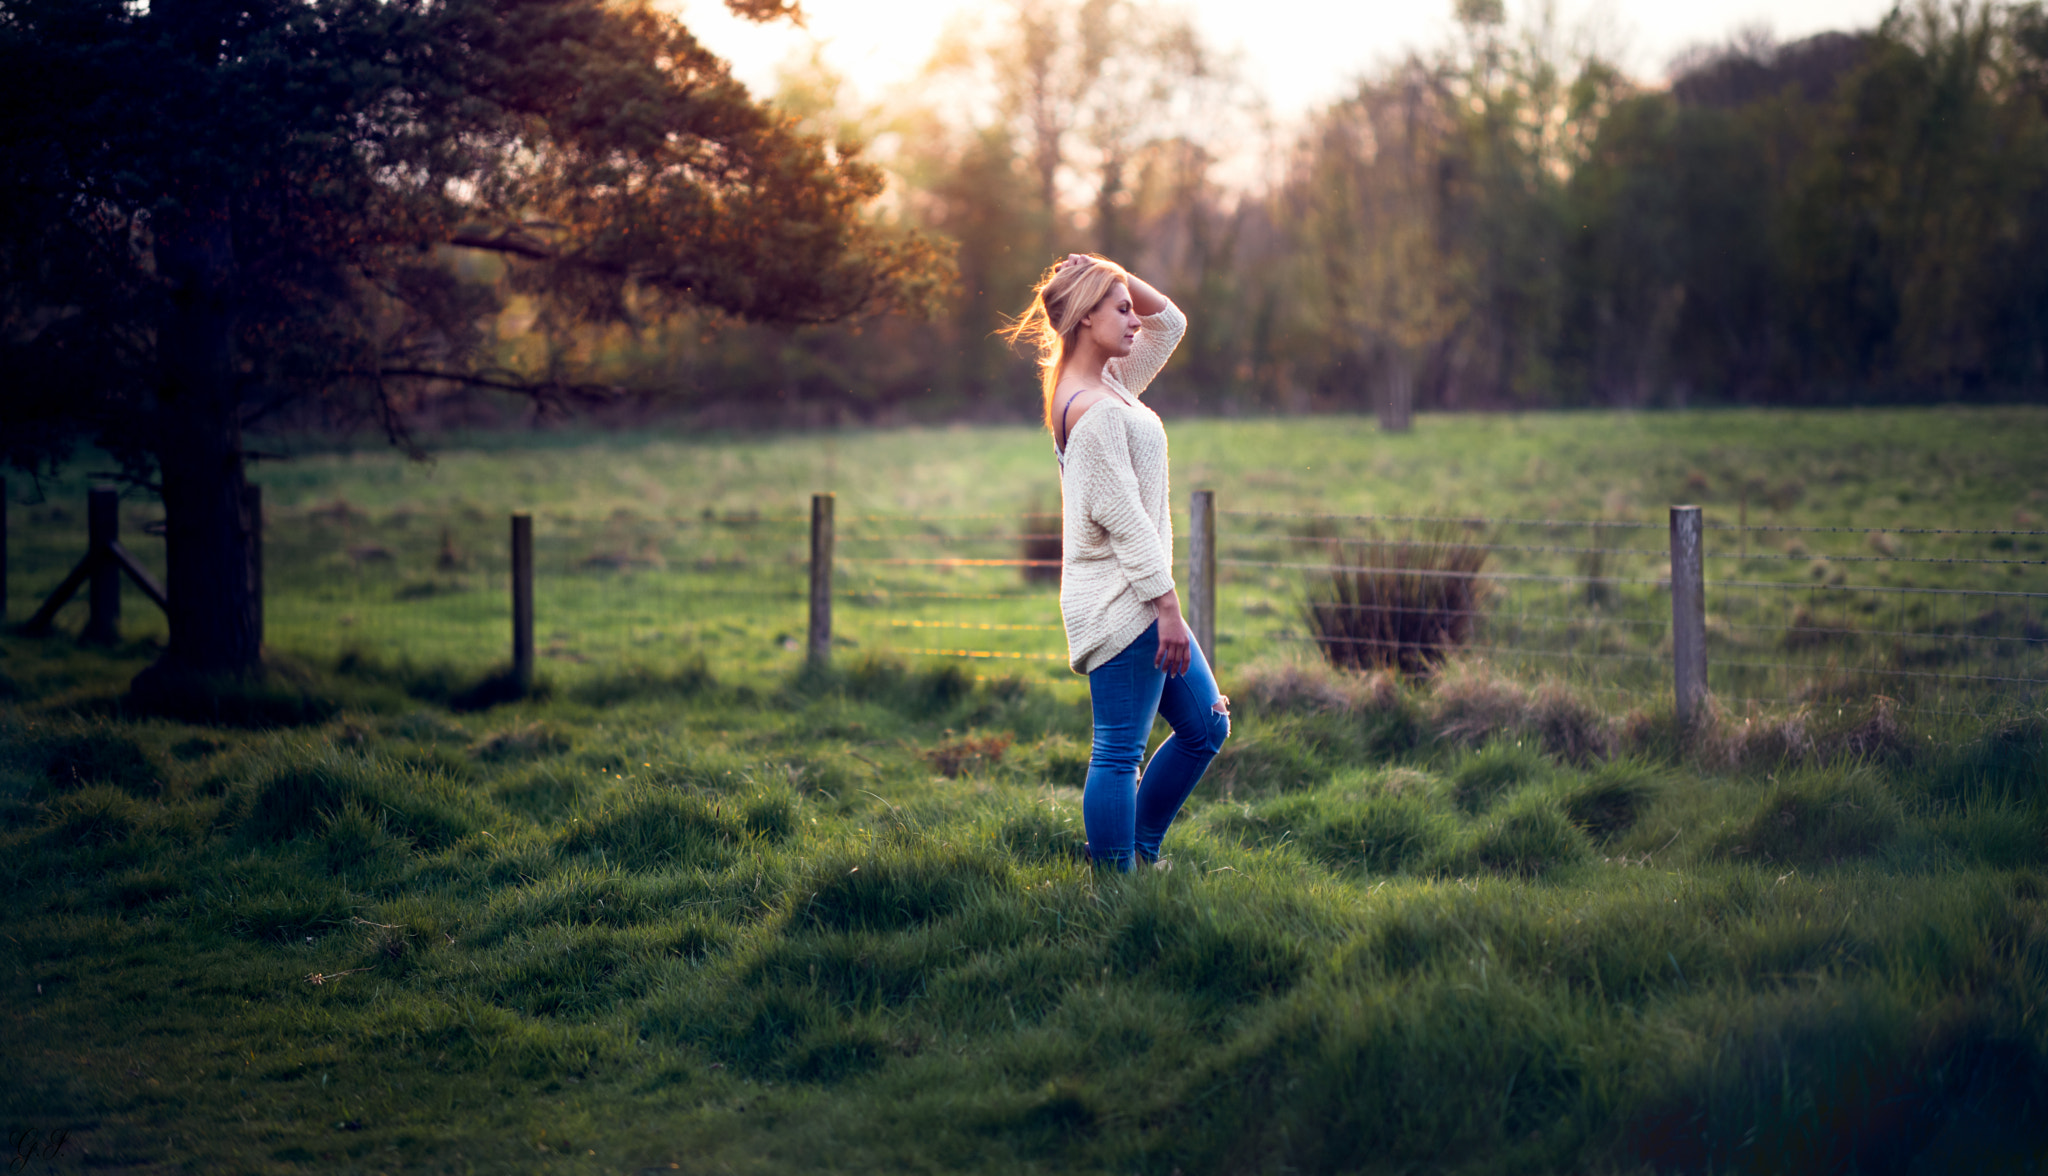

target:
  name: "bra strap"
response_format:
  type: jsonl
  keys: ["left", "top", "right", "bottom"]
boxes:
{"left": 1056, "top": 389, "right": 1089, "bottom": 450}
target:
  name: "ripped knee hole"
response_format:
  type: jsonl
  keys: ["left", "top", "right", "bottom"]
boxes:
{"left": 1211, "top": 695, "right": 1230, "bottom": 716}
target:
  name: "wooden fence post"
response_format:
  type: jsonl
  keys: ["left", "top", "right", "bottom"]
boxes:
{"left": 1188, "top": 488, "right": 1216, "bottom": 670}
{"left": 1669, "top": 505, "right": 1707, "bottom": 727}
{"left": 83, "top": 486, "right": 120, "bottom": 644}
{"left": 808, "top": 493, "right": 835, "bottom": 667}
{"left": 511, "top": 513, "right": 534, "bottom": 690}
{"left": 1378, "top": 350, "right": 1416, "bottom": 433}
{"left": 245, "top": 484, "right": 264, "bottom": 650}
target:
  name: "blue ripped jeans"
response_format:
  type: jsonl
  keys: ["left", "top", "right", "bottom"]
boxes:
{"left": 1084, "top": 621, "right": 1230, "bottom": 869}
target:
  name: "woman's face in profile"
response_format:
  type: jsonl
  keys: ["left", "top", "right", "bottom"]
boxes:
{"left": 1082, "top": 281, "right": 1140, "bottom": 358}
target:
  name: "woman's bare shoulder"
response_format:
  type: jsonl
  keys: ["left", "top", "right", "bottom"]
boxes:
{"left": 1053, "top": 385, "right": 1122, "bottom": 449}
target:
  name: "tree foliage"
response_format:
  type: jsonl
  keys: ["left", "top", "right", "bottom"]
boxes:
{"left": 676, "top": 0, "right": 1274, "bottom": 425}
{"left": 0, "top": 0, "right": 950, "bottom": 675}
{"left": 9, "top": 0, "right": 2044, "bottom": 460}
{"left": 645, "top": 0, "right": 2048, "bottom": 423}
{"left": 0, "top": 0, "right": 950, "bottom": 468}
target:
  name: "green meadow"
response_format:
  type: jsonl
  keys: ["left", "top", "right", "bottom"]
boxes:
{"left": 3, "top": 407, "right": 2046, "bottom": 1173}
{"left": 9, "top": 406, "right": 2045, "bottom": 703}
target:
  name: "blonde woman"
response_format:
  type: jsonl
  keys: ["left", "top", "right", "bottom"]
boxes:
{"left": 1005, "top": 253, "right": 1229, "bottom": 871}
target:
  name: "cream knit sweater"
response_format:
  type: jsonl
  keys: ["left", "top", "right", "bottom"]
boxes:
{"left": 1057, "top": 300, "right": 1187, "bottom": 673}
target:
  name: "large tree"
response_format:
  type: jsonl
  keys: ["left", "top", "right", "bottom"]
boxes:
{"left": 0, "top": 0, "right": 948, "bottom": 682}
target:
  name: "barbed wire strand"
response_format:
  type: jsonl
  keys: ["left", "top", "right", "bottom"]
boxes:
{"left": 1217, "top": 510, "right": 1663, "bottom": 530}
{"left": 889, "top": 646, "right": 1067, "bottom": 662}
{"left": 1224, "top": 557, "right": 1667, "bottom": 586}
{"left": 1224, "top": 557, "right": 2048, "bottom": 599}
{"left": 881, "top": 619, "right": 1063, "bottom": 633}
{"left": 1710, "top": 522, "right": 2048, "bottom": 537}
{"left": 639, "top": 595, "right": 2041, "bottom": 644}
{"left": 1273, "top": 634, "right": 1665, "bottom": 664}
{"left": 840, "top": 533, "right": 1060, "bottom": 544}
{"left": 1213, "top": 508, "right": 2048, "bottom": 539}
{"left": 1704, "top": 659, "right": 2048, "bottom": 686}
{"left": 1714, "top": 620, "right": 2048, "bottom": 645}
{"left": 1284, "top": 607, "right": 2048, "bottom": 646}
{"left": 1226, "top": 537, "right": 2047, "bottom": 566}
{"left": 842, "top": 557, "right": 1060, "bottom": 568}
{"left": 1706, "top": 693, "right": 2003, "bottom": 720}
{"left": 647, "top": 589, "right": 806, "bottom": 601}
{"left": 1706, "top": 577, "right": 2048, "bottom": 600}
{"left": 1289, "top": 601, "right": 1660, "bottom": 623}
{"left": 854, "top": 513, "right": 1059, "bottom": 522}
{"left": 1271, "top": 608, "right": 2047, "bottom": 649}
{"left": 846, "top": 590, "right": 1057, "bottom": 602}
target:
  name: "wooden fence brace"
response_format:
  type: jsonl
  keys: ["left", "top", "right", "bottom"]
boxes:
{"left": 511, "top": 513, "right": 534, "bottom": 689}
{"left": 245, "top": 484, "right": 264, "bottom": 650}
{"left": 808, "top": 493, "right": 834, "bottom": 667}
{"left": 83, "top": 486, "right": 121, "bottom": 643}
{"left": 1188, "top": 488, "right": 1216, "bottom": 670}
{"left": 24, "top": 488, "right": 166, "bottom": 637}
{"left": 1669, "top": 504, "right": 1708, "bottom": 727}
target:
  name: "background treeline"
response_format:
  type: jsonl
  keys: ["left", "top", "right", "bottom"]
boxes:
{"left": 450, "top": 0, "right": 2048, "bottom": 428}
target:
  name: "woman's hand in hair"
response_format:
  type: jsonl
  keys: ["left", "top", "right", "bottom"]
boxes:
{"left": 1150, "top": 589, "right": 1193, "bottom": 676}
{"left": 1055, "top": 253, "right": 1167, "bottom": 316}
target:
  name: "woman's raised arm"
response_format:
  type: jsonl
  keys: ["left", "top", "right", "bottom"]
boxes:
{"left": 1123, "top": 272, "right": 1169, "bottom": 318}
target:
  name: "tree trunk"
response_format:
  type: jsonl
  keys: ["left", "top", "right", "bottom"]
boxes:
{"left": 156, "top": 406, "right": 260, "bottom": 675}
{"left": 148, "top": 200, "right": 263, "bottom": 679}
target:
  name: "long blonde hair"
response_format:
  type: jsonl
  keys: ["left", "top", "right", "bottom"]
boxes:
{"left": 999, "top": 254, "right": 1131, "bottom": 432}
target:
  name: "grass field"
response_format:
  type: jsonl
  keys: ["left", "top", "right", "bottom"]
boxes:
{"left": 8, "top": 406, "right": 2047, "bottom": 704}
{"left": 3, "top": 408, "right": 2046, "bottom": 1173}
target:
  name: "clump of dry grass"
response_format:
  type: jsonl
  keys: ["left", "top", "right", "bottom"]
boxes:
{"left": 926, "top": 732, "right": 1013, "bottom": 778}
{"left": 1608, "top": 692, "right": 1915, "bottom": 774}
{"left": 1526, "top": 682, "right": 1614, "bottom": 766}
{"left": 1301, "top": 527, "right": 1487, "bottom": 676}
{"left": 1234, "top": 659, "right": 1406, "bottom": 716}
{"left": 1357, "top": 668, "right": 1404, "bottom": 715}
{"left": 1836, "top": 696, "right": 1912, "bottom": 764}
{"left": 1429, "top": 662, "right": 1533, "bottom": 747}
{"left": 1248, "top": 654, "right": 1909, "bottom": 777}
{"left": 1685, "top": 699, "right": 1817, "bottom": 772}
{"left": 471, "top": 721, "right": 572, "bottom": 763}
{"left": 1238, "top": 661, "right": 1354, "bottom": 713}
{"left": 1429, "top": 664, "right": 1614, "bottom": 764}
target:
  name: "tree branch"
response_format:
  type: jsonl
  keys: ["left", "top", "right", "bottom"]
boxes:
{"left": 375, "top": 366, "right": 619, "bottom": 400}
{"left": 448, "top": 229, "right": 555, "bottom": 261}
{"left": 86, "top": 469, "right": 163, "bottom": 494}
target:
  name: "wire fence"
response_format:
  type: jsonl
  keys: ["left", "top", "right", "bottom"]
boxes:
{"left": 833, "top": 510, "right": 1065, "bottom": 673}
{"left": 4, "top": 485, "right": 2042, "bottom": 721}
{"left": 1215, "top": 509, "right": 2048, "bottom": 720}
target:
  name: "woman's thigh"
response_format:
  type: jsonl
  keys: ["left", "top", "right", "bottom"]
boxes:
{"left": 1089, "top": 623, "right": 1165, "bottom": 765}
{"left": 1154, "top": 637, "right": 1227, "bottom": 754}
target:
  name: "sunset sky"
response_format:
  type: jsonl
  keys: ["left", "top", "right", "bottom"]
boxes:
{"left": 672, "top": 0, "right": 1902, "bottom": 122}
